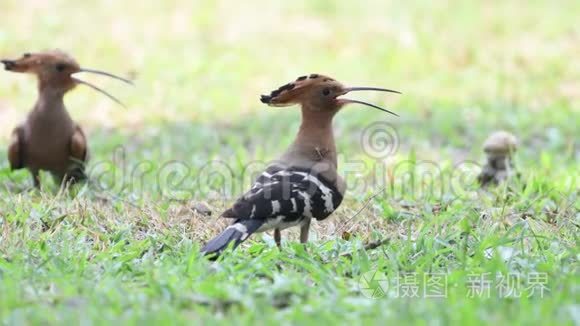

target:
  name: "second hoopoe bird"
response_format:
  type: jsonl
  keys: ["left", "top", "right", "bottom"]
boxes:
{"left": 2, "top": 50, "right": 132, "bottom": 188}
{"left": 201, "top": 74, "right": 400, "bottom": 256}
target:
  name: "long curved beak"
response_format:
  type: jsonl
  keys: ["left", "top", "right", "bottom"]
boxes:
{"left": 72, "top": 77, "right": 127, "bottom": 108}
{"left": 344, "top": 86, "right": 401, "bottom": 94}
{"left": 71, "top": 68, "right": 133, "bottom": 108}
{"left": 78, "top": 68, "right": 133, "bottom": 85}
{"left": 337, "top": 98, "right": 398, "bottom": 116}
{"left": 338, "top": 86, "right": 401, "bottom": 116}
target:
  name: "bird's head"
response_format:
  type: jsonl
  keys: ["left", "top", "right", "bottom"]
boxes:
{"left": 1, "top": 50, "right": 132, "bottom": 106}
{"left": 260, "top": 74, "right": 400, "bottom": 116}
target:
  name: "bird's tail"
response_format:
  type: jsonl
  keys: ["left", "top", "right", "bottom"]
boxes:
{"left": 201, "top": 219, "right": 265, "bottom": 257}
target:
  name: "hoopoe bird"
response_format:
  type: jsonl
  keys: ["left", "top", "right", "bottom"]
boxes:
{"left": 478, "top": 131, "right": 519, "bottom": 186}
{"left": 201, "top": 74, "right": 400, "bottom": 256}
{"left": 2, "top": 50, "right": 131, "bottom": 188}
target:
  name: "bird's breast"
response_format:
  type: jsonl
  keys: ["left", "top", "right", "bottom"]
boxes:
{"left": 23, "top": 110, "right": 76, "bottom": 173}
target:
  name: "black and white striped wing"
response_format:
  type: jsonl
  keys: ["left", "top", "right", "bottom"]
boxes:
{"left": 221, "top": 166, "right": 343, "bottom": 226}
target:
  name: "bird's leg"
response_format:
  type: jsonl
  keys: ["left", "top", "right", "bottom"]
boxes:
{"left": 32, "top": 170, "right": 41, "bottom": 189}
{"left": 274, "top": 228, "right": 281, "bottom": 248}
{"left": 300, "top": 218, "right": 311, "bottom": 244}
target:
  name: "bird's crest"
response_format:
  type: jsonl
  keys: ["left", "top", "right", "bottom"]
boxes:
{"left": 260, "top": 74, "right": 336, "bottom": 106}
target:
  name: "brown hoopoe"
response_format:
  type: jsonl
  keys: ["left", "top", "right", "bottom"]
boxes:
{"left": 2, "top": 50, "right": 132, "bottom": 188}
{"left": 477, "top": 131, "right": 519, "bottom": 186}
{"left": 201, "top": 74, "right": 400, "bottom": 256}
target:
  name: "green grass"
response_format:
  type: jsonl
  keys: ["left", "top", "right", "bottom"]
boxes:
{"left": 0, "top": 0, "right": 578, "bottom": 324}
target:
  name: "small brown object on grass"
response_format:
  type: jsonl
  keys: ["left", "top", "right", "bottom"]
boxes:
{"left": 478, "top": 131, "right": 519, "bottom": 186}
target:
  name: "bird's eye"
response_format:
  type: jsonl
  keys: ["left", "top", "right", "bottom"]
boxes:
{"left": 55, "top": 63, "right": 67, "bottom": 72}
{"left": 322, "top": 88, "right": 331, "bottom": 96}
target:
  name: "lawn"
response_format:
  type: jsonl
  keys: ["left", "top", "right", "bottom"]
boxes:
{"left": 0, "top": 0, "right": 578, "bottom": 324}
